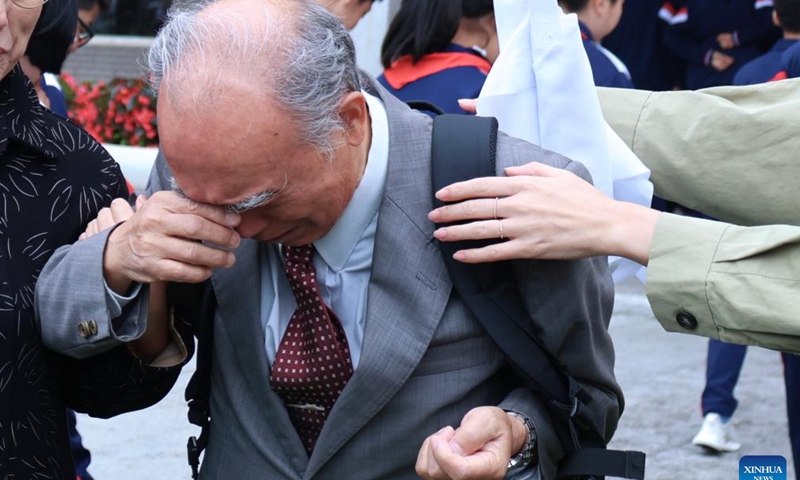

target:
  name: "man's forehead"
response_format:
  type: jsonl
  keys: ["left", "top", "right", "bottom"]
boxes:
{"left": 158, "top": 98, "right": 300, "bottom": 185}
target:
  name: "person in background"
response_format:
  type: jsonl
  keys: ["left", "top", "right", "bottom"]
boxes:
{"left": 378, "top": 0, "right": 497, "bottom": 114}
{"left": 603, "top": 0, "right": 685, "bottom": 90}
{"left": 782, "top": 37, "right": 800, "bottom": 71}
{"left": 734, "top": 0, "right": 800, "bottom": 83}
{"left": 313, "top": 0, "right": 382, "bottom": 29}
{"left": 20, "top": 0, "right": 75, "bottom": 116}
{"left": 663, "top": 0, "right": 779, "bottom": 89}
{"left": 558, "top": 0, "right": 634, "bottom": 88}
{"left": 767, "top": 27, "right": 800, "bottom": 77}
{"left": 72, "top": 0, "right": 108, "bottom": 51}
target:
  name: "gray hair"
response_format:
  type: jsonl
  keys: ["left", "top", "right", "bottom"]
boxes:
{"left": 148, "top": 0, "right": 362, "bottom": 159}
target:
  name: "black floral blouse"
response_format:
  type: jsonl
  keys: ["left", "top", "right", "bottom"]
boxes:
{"left": 0, "top": 66, "right": 185, "bottom": 479}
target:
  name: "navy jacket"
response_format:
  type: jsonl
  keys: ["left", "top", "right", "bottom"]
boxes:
{"left": 377, "top": 44, "right": 490, "bottom": 115}
{"left": 779, "top": 40, "right": 800, "bottom": 77}
{"left": 603, "top": 0, "right": 685, "bottom": 90}
{"left": 663, "top": 0, "right": 779, "bottom": 88}
{"left": 734, "top": 38, "right": 799, "bottom": 84}
{"left": 579, "top": 22, "right": 634, "bottom": 89}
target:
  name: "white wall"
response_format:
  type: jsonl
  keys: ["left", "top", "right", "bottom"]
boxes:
{"left": 348, "top": 0, "right": 400, "bottom": 77}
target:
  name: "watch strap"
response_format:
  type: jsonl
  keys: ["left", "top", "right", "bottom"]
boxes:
{"left": 505, "top": 410, "right": 538, "bottom": 471}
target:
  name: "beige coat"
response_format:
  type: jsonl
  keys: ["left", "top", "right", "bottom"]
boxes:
{"left": 599, "top": 79, "right": 800, "bottom": 353}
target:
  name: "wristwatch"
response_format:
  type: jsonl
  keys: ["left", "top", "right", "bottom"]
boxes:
{"left": 505, "top": 410, "right": 538, "bottom": 471}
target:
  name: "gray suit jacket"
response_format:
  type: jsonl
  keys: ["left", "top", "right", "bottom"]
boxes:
{"left": 36, "top": 80, "right": 621, "bottom": 480}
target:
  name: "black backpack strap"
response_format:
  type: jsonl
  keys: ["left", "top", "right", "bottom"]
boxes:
{"left": 431, "top": 114, "right": 580, "bottom": 425}
{"left": 405, "top": 100, "right": 446, "bottom": 116}
{"left": 169, "top": 281, "right": 216, "bottom": 480}
{"left": 559, "top": 449, "right": 645, "bottom": 480}
{"left": 430, "top": 114, "right": 644, "bottom": 480}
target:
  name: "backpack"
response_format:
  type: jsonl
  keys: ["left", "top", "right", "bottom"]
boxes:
{"left": 184, "top": 108, "right": 646, "bottom": 480}
{"left": 429, "top": 113, "right": 645, "bottom": 479}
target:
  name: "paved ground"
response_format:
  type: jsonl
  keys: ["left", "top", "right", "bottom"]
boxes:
{"left": 76, "top": 280, "right": 794, "bottom": 479}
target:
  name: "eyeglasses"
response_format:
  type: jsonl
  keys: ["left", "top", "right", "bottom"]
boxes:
{"left": 75, "top": 18, "right": 95, "bottom": 47}
{"left": 10, "top": 0, "right": 49, "bottom": 9}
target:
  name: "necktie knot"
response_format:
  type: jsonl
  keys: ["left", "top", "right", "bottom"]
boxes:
{"left": 283, "top": 244, "right": 315, "bottom": 267}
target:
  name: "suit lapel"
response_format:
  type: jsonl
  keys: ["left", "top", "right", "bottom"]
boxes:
{"left": 304, "top": 84, "right": 454, "bottom": 478}
{"left": 211, "top": 239, "right": 309, "bottom": 472}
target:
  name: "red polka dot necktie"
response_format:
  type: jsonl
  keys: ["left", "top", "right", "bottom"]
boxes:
{"left": 269, "top": 244, "right": 354, "bottom": 454}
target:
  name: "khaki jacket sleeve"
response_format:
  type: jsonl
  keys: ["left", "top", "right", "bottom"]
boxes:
{"left": 646, "top": 213, "right": 800, "bottom": 354}
{"left": 598, "top": 80, "right": 800, "bottom": 227}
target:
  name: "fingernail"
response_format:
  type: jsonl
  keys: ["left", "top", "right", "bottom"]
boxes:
{"left": 428, "top": 210, "right": 441, "bottom": 221}
{"left": 433, "top": 228, "right": 447, "bottom": 239}
{"left": 435, "top": 188, "right": 449, "bottom": 200}
{"left": 453, "top": 251, "right": 466, "bottom": 261}
{"left": 225, "top": 213, "right": 240, "bottom": 226}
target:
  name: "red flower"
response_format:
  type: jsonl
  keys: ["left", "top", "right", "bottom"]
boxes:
{"left": 62, "top": 74, "right": 159, "bottom": 147}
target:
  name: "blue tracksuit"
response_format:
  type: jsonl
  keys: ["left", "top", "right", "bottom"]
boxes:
{"left": 579, "top": 22, "right": 634, "bottom": 88}
{"left": 779, "top": 40, "right": 800, "bottom": 77}
{"left": 734, "top": 38, "right": 799, "bottom": 84}
{"left": 42, "top": 82, "right": 68, "bottom": 117}
{"left": 377, "top": 44, "right": 490, "bottom": 115}
{"left": 663, "top": 0, "right": 779, "bottom": 89}
{"left": 702, "top": 340, "right": 800, "bottom": 473}
{"left": 603, "top": 0, "right": 685, "bottom": 90}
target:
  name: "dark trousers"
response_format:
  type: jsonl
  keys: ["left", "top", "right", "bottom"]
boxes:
{"left": 702, "top": 339, "right": 800, "bottom": 474}
{"left": 67, "top": 409, "right": 94, "bottom": 480}
{"left": 701, "top": 339, "right": 748, "bottom": 417}
{"left": 784, "top": 354, "right": 800, "bottom": 475}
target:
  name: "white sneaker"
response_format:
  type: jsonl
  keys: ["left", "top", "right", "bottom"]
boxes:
{"left": 692, "top": 413, "right": 742, "bottom": 452}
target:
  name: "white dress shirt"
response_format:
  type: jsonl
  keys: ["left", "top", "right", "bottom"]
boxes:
{"left": 259, "top": 92, "right": 389, "bottom": 369}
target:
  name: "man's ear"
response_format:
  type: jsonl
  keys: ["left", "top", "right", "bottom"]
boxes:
{"left": 773, "top": 10, "right": 781, "bottom": 28}
{"left": 339, "top": 91, "right": 369, "bottom": 148}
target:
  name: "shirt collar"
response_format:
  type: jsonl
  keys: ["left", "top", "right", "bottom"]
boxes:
{"left": 578, "top": 21, "right": 593, "bottom": 42}
{"left": 0, "top": 65, "right": 70, "bottom": 161}
{"left": 313, "top": 91, "right": 389, "bottom": 270}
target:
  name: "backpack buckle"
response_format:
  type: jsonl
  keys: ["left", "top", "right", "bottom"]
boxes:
{"left": 187, "top": 436, "right": 201, "bottom": 479}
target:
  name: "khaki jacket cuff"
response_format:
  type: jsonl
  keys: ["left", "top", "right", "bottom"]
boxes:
{"left": 646, "top": 213, "right": 729, "bottom": 339}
